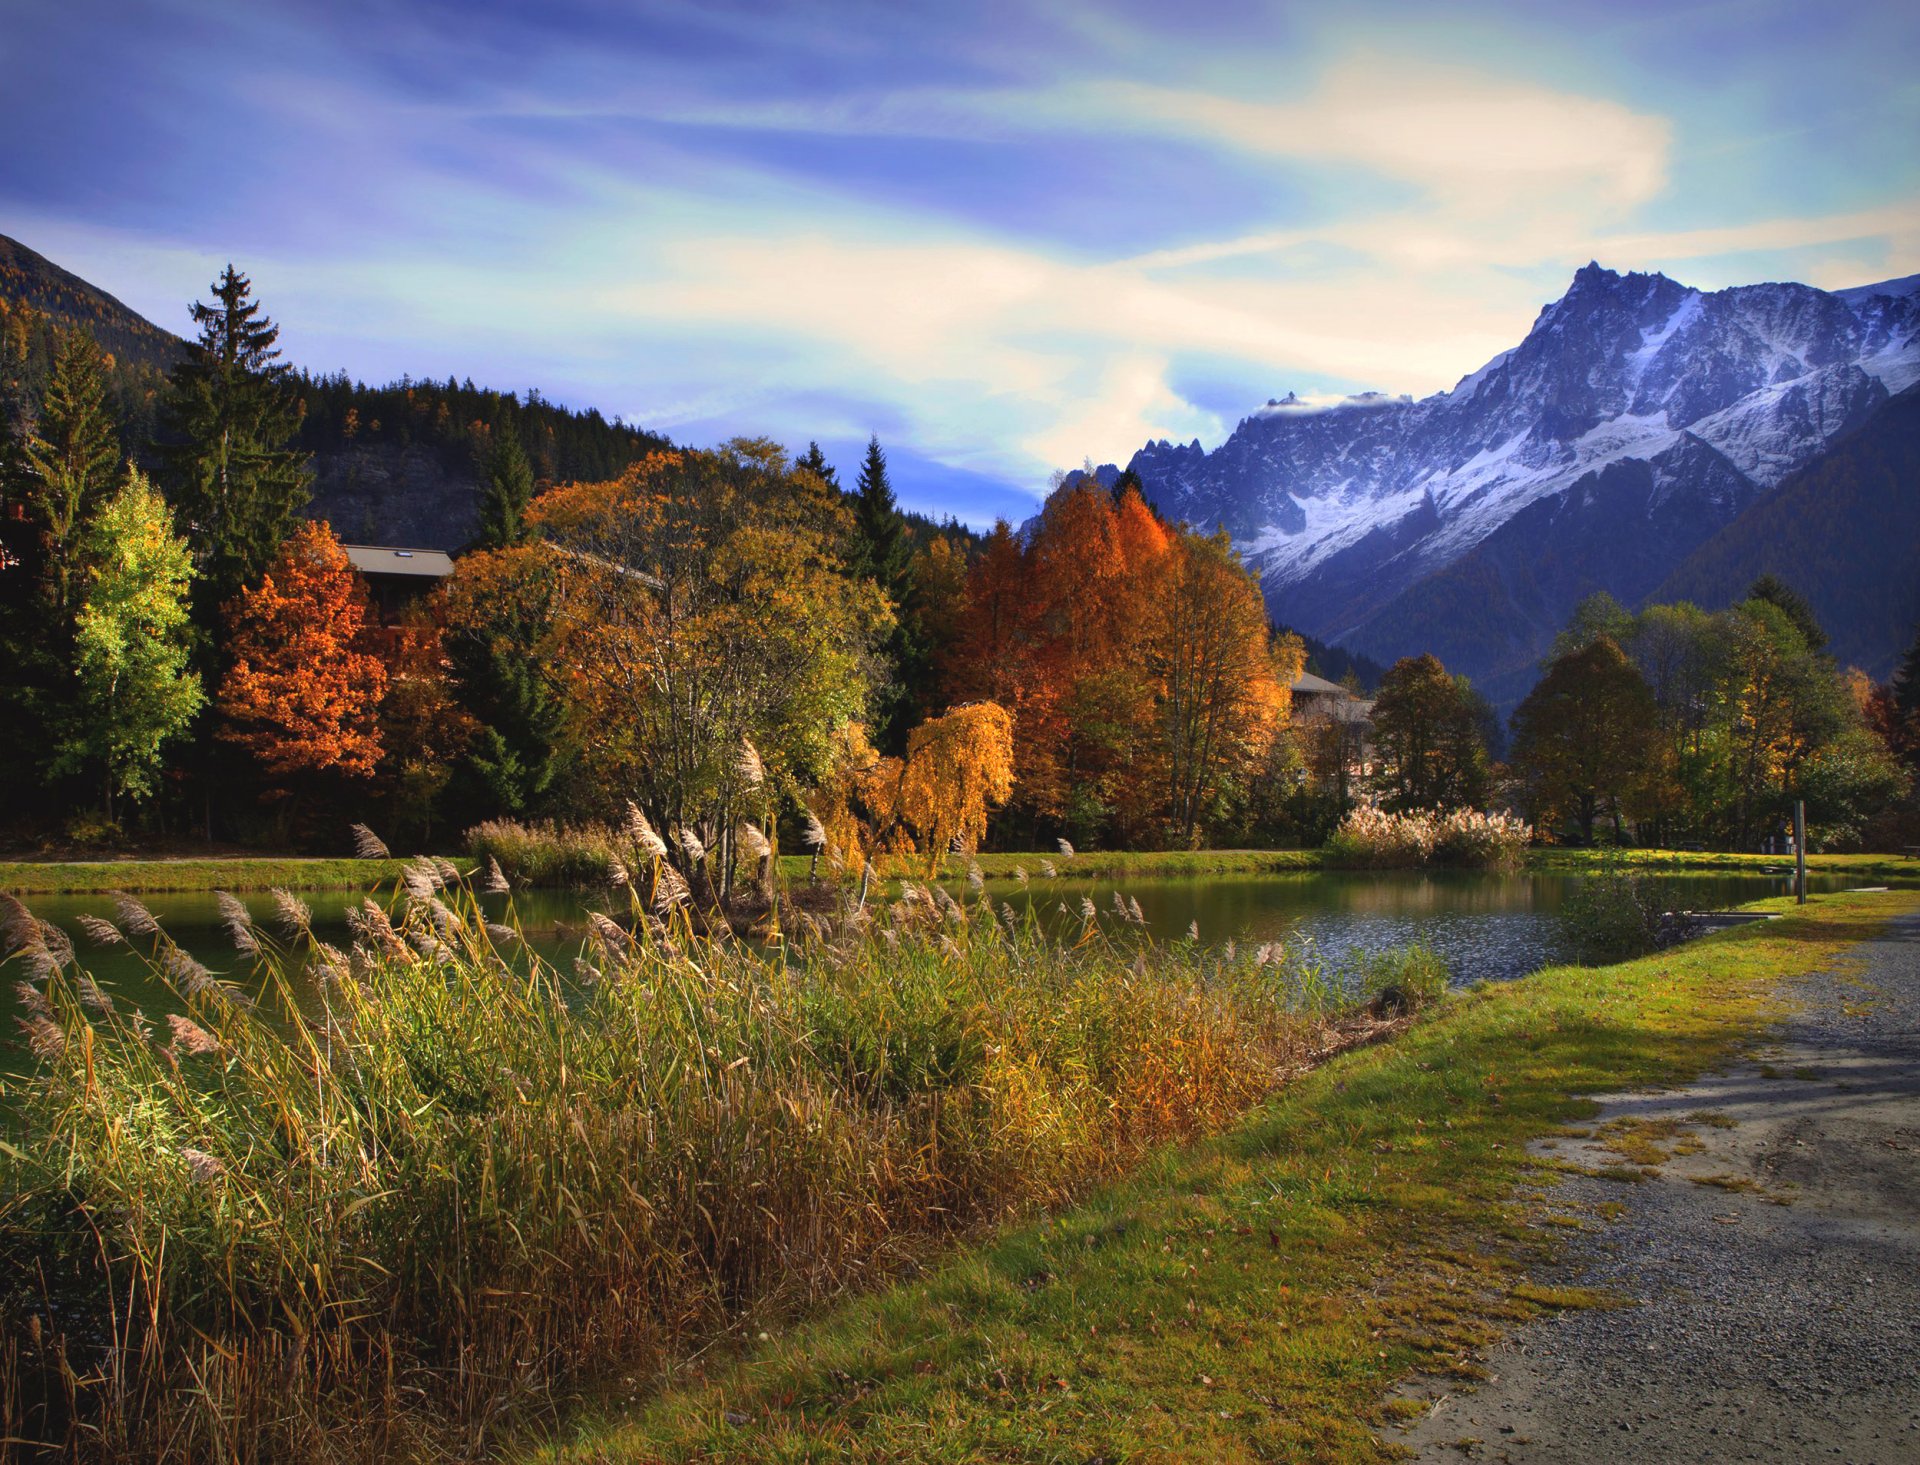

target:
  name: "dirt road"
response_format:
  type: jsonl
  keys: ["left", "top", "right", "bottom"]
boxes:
{"left": 1393, "top": 907, "right": 1920, "bottom": 1463}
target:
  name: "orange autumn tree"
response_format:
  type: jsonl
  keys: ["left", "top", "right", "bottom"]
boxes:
{"left": 941, "top": 480, "right": 1294, "bottom": 846}
{"left": 1145, "top": 530, "right": 1300, "bottom": 842}
{"left": 218, "top": 521, "right": 387, "bottom": 789}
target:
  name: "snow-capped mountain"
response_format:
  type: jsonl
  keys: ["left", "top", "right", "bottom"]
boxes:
{"left": 1112, "top": 263, "right": 1920, "bottom": 701}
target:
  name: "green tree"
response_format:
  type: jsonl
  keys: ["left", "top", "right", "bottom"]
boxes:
{"left": 852, "top": 435, "right": 907, "bottom": 591}
{"left": 475, "top": 406, "right": 535, "bottom": 549}
{"left": 1746, "top": 573, "right": 1827, "bottom": 653}
{"left": 54, "top": 470, "right": 204, "bottom": 822}
{"left": 442, "top": 545, "right": 574, "bottom": 816}
{"left": 1509, "top": 636, "right": 1662, "bottom": 843}
{"left": 1369, "top": 653, "right": 1490, "bottom": 811}
{"left": 1892, "top": 623, "right": 1920, "bottom": 721}
{"left": 851, "top": 435, "right": 914, "bottom": 748}
{"left": 795, "top": 440, "right": 839, "bottom": 489}
{"left": 20, "top": 327, "right": 120, "bottom": 619}
{"left": 159, "top": 265, "right": 312, "bottom": 614}
{"left": 1551, "top": 590, "right": 1634, "bottom": 659}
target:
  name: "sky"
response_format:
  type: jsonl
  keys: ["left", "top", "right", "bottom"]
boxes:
{"left": 3, "top": 0, "right": 1917, "bottom": 525}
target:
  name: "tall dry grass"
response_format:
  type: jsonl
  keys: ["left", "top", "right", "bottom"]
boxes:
{"left": 2, "top": 867, "right": 1379, "bottom": 1461}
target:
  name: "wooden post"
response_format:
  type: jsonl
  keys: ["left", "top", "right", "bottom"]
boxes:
{"left": 1794, "top": 799, "right": 1807, "bottom": 905}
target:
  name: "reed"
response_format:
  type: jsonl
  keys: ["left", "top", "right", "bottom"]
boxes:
{"left": 463, "top": 817, "right": 627, "bottom": 888}
{"left": 1, "top": 868, "right": 1397, "bottom": 1461}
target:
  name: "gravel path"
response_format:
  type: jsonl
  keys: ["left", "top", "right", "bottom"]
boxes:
{"left": 1391, "top": 906, "right": 1920, "bottom": 1463}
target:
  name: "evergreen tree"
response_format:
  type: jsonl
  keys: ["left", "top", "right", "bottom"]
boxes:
{"left": 475, "top": 407, "right": 535, "bottom": 549}
{"left": 159, "top": 265, "right": 312, "bottom": 615}
{"left": 796, "top": 440, "right": 839, "bottom": 488}
{"left": 852, "top": 435, "right": 908, "bottom": 591}
{"left": 54, "top": 470, "right": 204, "bottom": 823}
{"left": 1895, "top": 623, "right": 1920, "bottom": 720}
{"left": 1746, "top": 573, "right": 1827, "bottom": 653}
{"left": 852, "top": 435, "right": 915, "bottom": 748}
{"left": 20, "top": 328, "right": 120, "bottom": 618}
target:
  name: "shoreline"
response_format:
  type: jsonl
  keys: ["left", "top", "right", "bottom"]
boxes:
{"left": 3, "top": 845, "right": 1913, "bottom": 895}
{"left": 527, "top": 888, "right": 1920, "bottom": 1463}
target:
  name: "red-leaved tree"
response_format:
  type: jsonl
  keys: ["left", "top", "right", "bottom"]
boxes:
{"left": 218, "top": 521, "right": 387, "bottom": 791}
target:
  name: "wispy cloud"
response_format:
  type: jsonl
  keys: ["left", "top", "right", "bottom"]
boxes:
{"left": 3, "top": 0, "right": 1915, "bottom": 522}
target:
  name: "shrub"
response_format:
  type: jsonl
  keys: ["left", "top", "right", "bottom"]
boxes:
{"left": 1359, "top": 943, "right": 1451, "bottom": 1014}
{"left": 1324, "top": 805, "right": 1436, "bottom": 867}
{"left": 1558, "top": 857, "right": 1693, "bottom": 962}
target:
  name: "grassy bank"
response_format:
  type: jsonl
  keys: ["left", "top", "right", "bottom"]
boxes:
{"left": 1522, "top": 847, "right": 1919, "bottom": 879}
{"left": 5, "top": 844, "right": 1912, "bottom": 897}
{"left": 0, "top": 855, "right": 431, "bottom": 895}
{"left": 536, "top": 888, "right": 1915, "bottom": 1464}
{"left": 0, "top": 869, "right": 1424, "bottom": 1460}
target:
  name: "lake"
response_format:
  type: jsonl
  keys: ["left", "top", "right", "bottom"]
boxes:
{"left": 2, "top": 866, "right": 1876, "bottom": 1061}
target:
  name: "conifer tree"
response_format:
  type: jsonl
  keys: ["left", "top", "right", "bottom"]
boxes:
{"left": 796, "top": 440, "right": 839, "bottom": 488}
{"left": 852, "top": 435, "right": 915, "bottom": 748}
{"left": 475, "top": 406, "right": 535, "bottom": 549}
{"left": 1893, "top": 623, "right": 1920, "bottom": 720}
{"left": 852, "top": 435, "right": 907, "bottom": 591}
{"left": 1746, "top": 573, "right": 1827, "bottom": 653}
{"left": 55, "top": 470, "right": 204, "bottom": 822}
{"left": 20, "top": 327, "right": 119, "bottom": 618}
{"left": 159, "top": 266, "right": 312, "bottom": 614}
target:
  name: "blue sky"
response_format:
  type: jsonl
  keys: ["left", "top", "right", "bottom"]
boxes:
{"left": 4, "top": 0, "right": 1916, "bottom": 525}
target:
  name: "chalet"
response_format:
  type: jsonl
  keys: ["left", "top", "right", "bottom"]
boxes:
{"left": 1290, "top": 670, "right": 1376, "bottom": 786}
{"left": 1290, "top": 670, "right": 1373, "bottom": 725}
{"left": 342, "top": 544, "right": 455, "bottom": 626}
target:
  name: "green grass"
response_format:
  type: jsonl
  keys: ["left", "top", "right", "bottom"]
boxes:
{"left": 0, "top": 855, "right": 428, "bottom": 895}
{"left": 1522, "top": 847, "right": 1920, "bottom": 879}
{"left": 6, "top": 844, "right": 1914, "bottom": 896}
{"left": 531, "top": 889, "right": 1914, "bottom": 1465}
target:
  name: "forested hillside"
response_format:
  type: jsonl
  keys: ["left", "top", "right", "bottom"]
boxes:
{"left": 1656, "top": 384, "right": 1920, "bottom": 676}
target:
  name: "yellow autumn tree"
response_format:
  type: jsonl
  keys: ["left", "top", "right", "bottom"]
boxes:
{"left": 812, "top": 702, "right": 1015, "bottom": 877}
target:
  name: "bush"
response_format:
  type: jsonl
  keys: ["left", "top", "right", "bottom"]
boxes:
{"left": 1558, "top": 857, "right": 1693, "bottom": 962}
{"left": 1325, "top": 806, "right": 1530, "bottom": 869}
{"left": 1360, "top": 943, "right": 1451, "bottom": 1015}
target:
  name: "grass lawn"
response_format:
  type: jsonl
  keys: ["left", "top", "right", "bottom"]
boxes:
{"left": 528, "top": 888, "right": 1917, "bottom": 1464}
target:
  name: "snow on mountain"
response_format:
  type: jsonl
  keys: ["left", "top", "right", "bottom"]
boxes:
{"left": 1114, "top": 262, "right": 1920, "bottom": 690}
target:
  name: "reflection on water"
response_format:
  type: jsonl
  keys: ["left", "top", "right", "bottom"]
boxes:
{"left": 992, "top": 869, "right": 1849, "bottom": 988}
{"left": 0, "top": 868, "right": 1861, "bottom": 1058}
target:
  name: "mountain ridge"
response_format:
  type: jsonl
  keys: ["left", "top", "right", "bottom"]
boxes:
{"left": 1100, "top": 261, "right": 1920, "bottom": 697}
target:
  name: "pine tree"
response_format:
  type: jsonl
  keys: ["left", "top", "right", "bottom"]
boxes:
{"left": 475, "top": 407, "right": 535, "bottom": 549}
{"left": 55, "top": 470, "right": 204, "bottom": 823}
{"left": 853, "top": 435, "right": 908, "bottom": 591}
{"left": 1746, "top": 573, "right": 1827, "bottom": 653}
{"left": 159, "top": 266, "right": 312, "bottom": 615}
{"left": 21, "top": 328, "right": 120, "bottom": 618}
{"left": 796, "top": 440, "right": 839, "bottom": 488}
{"left": 1894, "top": 624, "right": 1920, "bottom": 720}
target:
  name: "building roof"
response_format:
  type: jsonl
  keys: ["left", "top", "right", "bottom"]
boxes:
{"left": 341, "top": 545, "right": 455, "bottom": 579}
{"left": 1291, "top": 670, "right": 1353, "bottom": 696}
